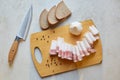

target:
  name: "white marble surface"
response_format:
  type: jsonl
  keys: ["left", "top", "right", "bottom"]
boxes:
{"left": 0, "top": 0, "right": 120, "bottom": 80}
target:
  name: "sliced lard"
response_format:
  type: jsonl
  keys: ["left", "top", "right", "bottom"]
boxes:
{"left": 88, "top": 48, "right": 96, "bottom": 53}
{"left": 95, "top": 35, "right": 99, "bottom": 40}
{"left": 76, "top": 41, "right": 85, "bottom": 57}
{"left": 61, "top": 42, "right": 66, "bottom": 59}
{"left": 50, "top": 40, "right": 57, "bottom": 55}
{"left": 89, "top": 25, "right": 99, "bottom": 36}
{"left": 83, "top": 38, "right": 96, "bottom": 53}
{"left": 66, "top": 44, "right": 73, "bottom": 60}
{"left": 88, "top": 32, "right": 96, "bottom": 42}
{"left": 75, "top": 46, "right": 82, "bottom": 61}
{"left": 58, "top": 43, "right": 63, "bottom": 57}
{"left": 80, "top": 41, "right": 90, "bottom": 56}
{"left": 84, "top": 33, "right": 93, "bottom": 45}
{"left": 83, "top": 38, "right": 91, "bottom": 49}
{"left": 63, "top": 43, "right": 69, "bottom": 59}
{"left": 56, "top": 37, "right": 64, "bottom": 53}
{"left": 72, "top": 46, "right": 78, "bottom": 62}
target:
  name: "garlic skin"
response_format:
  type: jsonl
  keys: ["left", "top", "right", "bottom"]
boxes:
{"left": 69, "top": 21, "right": 83, "bottom": 36}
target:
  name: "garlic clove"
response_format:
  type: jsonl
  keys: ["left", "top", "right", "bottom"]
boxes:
{"left": 69, "top": 21, "right": 83, "bottom": 36}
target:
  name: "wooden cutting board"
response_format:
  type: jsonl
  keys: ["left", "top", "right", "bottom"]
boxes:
{"left": 30, "top": 19, "right": 102, "bottom": 77}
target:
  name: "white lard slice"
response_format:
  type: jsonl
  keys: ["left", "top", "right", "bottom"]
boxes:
{"left": 89, "top": 25, "right": 99, "bottom": 35}
{"left": 84, "top": 33, "right": 93, "bottom": 45}
{"left": 80, "top": 41, "right": 90, "bottom": 56}
{"left": 75, "top": 46, "right": 82, "bottom": 61}
{"left": 50, "top": 40, "right": 57, "bottom": 55}
{"left": 76, "top": 41, "right": 85, "bottom": 57}
{"left": 88, "top": 32, "right": 96, "bottom": 42}
{"left": 57, "top": 37, "right": 64, "bottom": 52}
{"left": 83, "top": 38, "right": 91, "bottom": 49}
{"left": 72, "top": 46, "right": 78, "bottom": 62}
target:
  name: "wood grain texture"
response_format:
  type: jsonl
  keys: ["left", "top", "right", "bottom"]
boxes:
{"left": 8, "top": 40, "right": 19, "bottom": 65}
{"left": 30, "top": 19, "right": 102, "bottom": 77}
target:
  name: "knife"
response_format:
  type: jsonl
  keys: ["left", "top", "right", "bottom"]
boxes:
{"left": 8, "top": 5, "right": 32, "bottom": 65}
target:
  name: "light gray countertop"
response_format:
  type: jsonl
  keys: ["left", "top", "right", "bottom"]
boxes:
{"left": 0, "top": 0, "right": 120, "bottom": 80}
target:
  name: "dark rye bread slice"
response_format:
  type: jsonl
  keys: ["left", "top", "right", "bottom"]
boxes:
{"left": 47, "top": 6, "right": 59, "bottom": 25}
{"left": 55, "top": 1, "right": 71, "bottom": 20}
{"left": 39, "top": 9, "right": 49, "bottom": 29}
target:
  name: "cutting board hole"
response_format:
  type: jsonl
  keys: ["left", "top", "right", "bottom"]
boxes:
{"left": 34, "top": 47, "right": 42, "bottom": 63}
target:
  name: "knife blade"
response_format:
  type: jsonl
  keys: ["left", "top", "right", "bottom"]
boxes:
{"left": 8, "top": 5, "right": 32, "bottom": 65}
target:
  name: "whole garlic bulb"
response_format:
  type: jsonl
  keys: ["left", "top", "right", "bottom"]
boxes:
{"left": 69, "top": 21, "right": 83, "bottom": 36}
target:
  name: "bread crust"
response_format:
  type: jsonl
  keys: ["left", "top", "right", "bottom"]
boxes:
{"left": 47, "top": 6, "right": 59, "bottom": 25}
{"left": 55, "top": 1, "right": 71, "bottom": 20}
{"left": 39, "top": 9, "right": 49, "bottom": 29}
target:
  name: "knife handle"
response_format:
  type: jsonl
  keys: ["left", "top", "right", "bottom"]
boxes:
{"left": 8, "top": 37, "right": 20, "bottom": 65}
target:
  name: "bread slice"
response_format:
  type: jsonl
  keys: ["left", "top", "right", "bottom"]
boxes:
{"left": 39, "top": 9, "right": 49, "bottom": 29}
{"left": 47, "top": 6, "right": 59, "bottom": 25}
{"left": 55, "top": 1, "right": 71, "bottom": 20}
